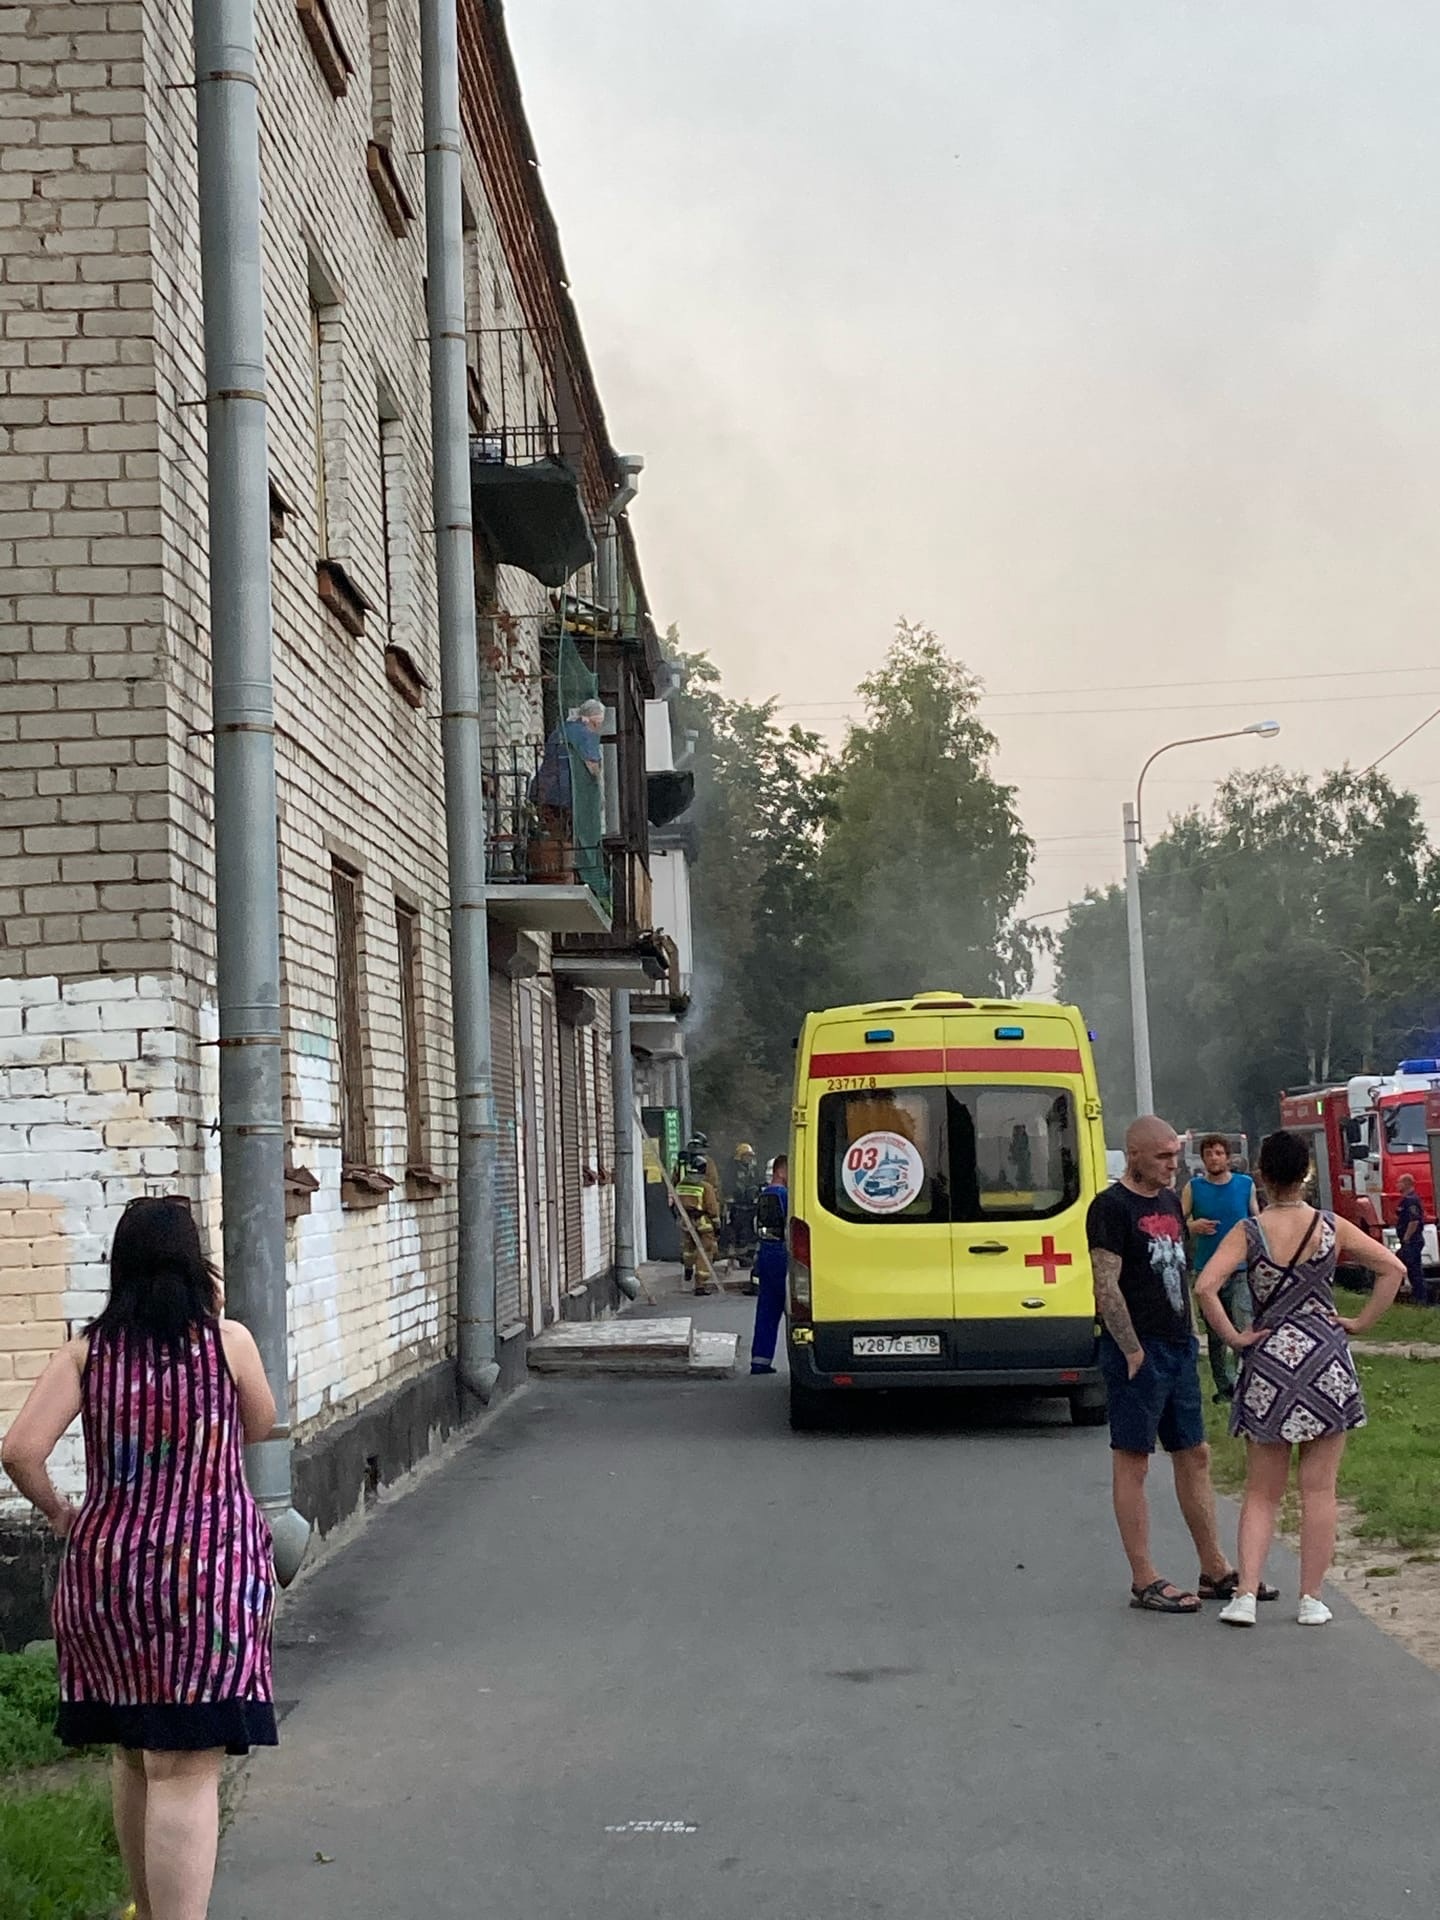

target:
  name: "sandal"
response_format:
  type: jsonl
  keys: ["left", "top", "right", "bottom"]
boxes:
{"left": 1129, "top": 1578, "right": 1201, "bottom": 1614}
{"left": 1198, "top": 1570, "right": 1279, "bottom": 1603}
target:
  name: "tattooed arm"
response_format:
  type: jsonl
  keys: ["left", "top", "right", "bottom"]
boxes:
{"left": 1090, "top": 1247, "right": 1145, "bottom": 1378}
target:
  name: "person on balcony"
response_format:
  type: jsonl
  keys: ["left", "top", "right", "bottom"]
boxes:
{"left": 533, "top": 698, "right": 605, "bottom": 827}
{"left": 529, "top": 699, "right": 605, "bottom": 883}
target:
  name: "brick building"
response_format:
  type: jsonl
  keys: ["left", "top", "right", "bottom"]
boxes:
{"left": 0, "top": 0, "right": 676, "bottom": 1630}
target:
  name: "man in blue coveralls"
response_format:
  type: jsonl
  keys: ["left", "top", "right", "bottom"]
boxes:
{"left": 749, "top": 1155, "right": 789, "bottom": 1376}
{"left": 1396, "top": 1173, "right": 1428, "bottom": 1308}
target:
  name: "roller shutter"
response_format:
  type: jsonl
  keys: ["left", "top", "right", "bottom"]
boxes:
{"left": 489, "top": 971, "right": 523, "bottom": 1333}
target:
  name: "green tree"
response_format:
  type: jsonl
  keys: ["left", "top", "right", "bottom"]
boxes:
{"left": 674, "top": 649, "right": 836, "bottom": 1160}
{"left": 1057, "top": 766, "right": 1440, "bottom": 1143}
{"left": 819, "top": 622, "right": 1037, "bottom": 1004}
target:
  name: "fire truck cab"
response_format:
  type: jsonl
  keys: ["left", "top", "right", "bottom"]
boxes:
{"left": 1280, "top": 1063, "right": 1439, "bottom": 1271}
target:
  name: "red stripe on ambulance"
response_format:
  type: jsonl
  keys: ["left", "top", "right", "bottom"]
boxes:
{"left": 809, "top": 1047, "right": 1084, "bottom": 1079}
{"left": 809, "top": 1050, "right": 944, "bottom": 1079}
{"left": 945, "top": 1048, "right": 1083, "bottom": 1075}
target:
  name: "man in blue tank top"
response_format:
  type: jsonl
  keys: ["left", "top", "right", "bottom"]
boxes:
{"left": 1183, "top": 1134, "right": 1258, "bottom": 1401}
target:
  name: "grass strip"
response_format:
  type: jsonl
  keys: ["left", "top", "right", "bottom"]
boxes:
{"left": 1205, "top": 1354, "right": 1440, "bottom": 1548}
{"left": 1334, "top": 1287, "right": 1440, "bottom": 1347}
{"left": 0, "top": 1650, "right": 65, "bottom": 1772}
{"left": 0, "top": 1780, "right": 126, "bottom": 1920}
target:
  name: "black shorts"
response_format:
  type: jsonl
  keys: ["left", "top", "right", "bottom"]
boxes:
{"left": 1097, "top": 1332, "right": 1205, "bottom": 1455}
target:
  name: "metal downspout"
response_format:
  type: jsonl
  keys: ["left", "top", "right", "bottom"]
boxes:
{"left": 610, "top": 988, "right": 641, "bottom": 1300}
{"left": 420, "top": 0, "right": 500, "bottom": 1399}
{"left": 192, "top": 0, "right": 309, "bottom": 1582}
{"left": 604, "top": 457, "right": 644, "bottom": 1304}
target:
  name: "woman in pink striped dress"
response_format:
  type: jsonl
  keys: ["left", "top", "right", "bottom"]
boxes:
{"left": 2, "top": 1197, "right": 278, "bottom": 1920}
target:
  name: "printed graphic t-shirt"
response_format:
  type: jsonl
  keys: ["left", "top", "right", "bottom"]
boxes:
{"left": 1086, "top": 1182, "right": 1192, "bottom": 1344}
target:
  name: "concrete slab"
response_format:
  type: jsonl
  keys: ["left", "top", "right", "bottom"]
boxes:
{"left": 687, "top": 1330, "right": 739, "bottom": 1377}
{"left": 527, "top": 1316, "right": 694, "bottom": 1374}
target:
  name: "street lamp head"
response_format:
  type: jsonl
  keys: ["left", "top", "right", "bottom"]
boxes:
{"left": 1245, "top": 719, "right": 1281, "bottom": 738}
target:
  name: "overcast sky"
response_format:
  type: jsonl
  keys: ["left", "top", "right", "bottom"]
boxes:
{"left": 509, "top": 1, "right": 1440, "bottom": 928}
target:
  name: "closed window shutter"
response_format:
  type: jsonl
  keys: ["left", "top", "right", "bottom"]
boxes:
{"left": 559, "top": 1014, "right": 584, "bottom": 1285}
{"left": 489, "top": 971, "right": 522, "bottom": 1332}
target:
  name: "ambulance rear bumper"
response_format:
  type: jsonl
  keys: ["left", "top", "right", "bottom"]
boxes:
{"left": 788, "top": 1317, "right": 1101, "bottom": 1390}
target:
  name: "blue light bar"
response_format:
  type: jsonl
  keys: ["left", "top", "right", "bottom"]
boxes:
{"left": 864, "top": 1029, "right": 895, "bottom": 1043}
{"left": 994, "top": 1026, "right": 1025, "bottom": 1041}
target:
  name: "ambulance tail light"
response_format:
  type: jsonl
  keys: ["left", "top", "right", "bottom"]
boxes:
{"left": 788, "top": 1217, "right": 812, "bottom": 1321}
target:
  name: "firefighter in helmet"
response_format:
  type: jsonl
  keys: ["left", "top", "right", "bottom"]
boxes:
{"left": 674, "top": 1147, "right": 721, "bottom": 1295}
{"left": 727, "top": 1141, "right": 761, "bottom": 1265}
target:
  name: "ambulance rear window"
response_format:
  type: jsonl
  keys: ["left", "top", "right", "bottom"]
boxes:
{"left": 818, "top": 1086, "right": 1080, "bottom": 1224}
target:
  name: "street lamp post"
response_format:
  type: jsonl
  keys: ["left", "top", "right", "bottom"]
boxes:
{"left": 1124, "top": 721, "right": 1280, "bottom": 1117}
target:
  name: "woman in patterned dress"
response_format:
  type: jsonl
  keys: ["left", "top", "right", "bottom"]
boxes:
{"left": 1195, "top": 1130, "right": 1403, "bottom": 1629}
{"left": 1, "top": 1197, "right": 279, "bottom": 1920}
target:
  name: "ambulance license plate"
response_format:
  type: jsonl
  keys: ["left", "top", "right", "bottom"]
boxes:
{"left": 851, "top": 1334, "right": 941, "bottom": 1358}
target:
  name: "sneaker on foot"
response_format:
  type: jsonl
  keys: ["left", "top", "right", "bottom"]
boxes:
{"left": 1297, "top": 1594, "right": 1332, "bottom": 1626}
{"left": 1218, "top": 1591, "right": 1258, "bottom": 1627}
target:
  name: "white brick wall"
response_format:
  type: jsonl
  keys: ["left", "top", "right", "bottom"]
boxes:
{"left": 0, "top": 971, "right": 190, "bottom": 1505}
{"left": 1, "top": 0, "right": 627, "bottom": 1515}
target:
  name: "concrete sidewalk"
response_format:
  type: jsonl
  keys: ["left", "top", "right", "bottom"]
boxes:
{"left": 215, "top": 1293, "right": 1440, "bottom": 1919}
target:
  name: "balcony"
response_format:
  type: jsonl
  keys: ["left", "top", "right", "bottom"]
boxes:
{"left": 552, "top": 848, "right": 668, "bottom": 992}
{"left": 468, "top": 327, "right": 593, "bottom": 589}
{"left": 484, "top": 743, "right": 612, "bottom": 936}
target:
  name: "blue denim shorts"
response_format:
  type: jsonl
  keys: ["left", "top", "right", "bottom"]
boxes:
{"left": 1097, "top": 1332, "right": 1205, "bottom": 1455}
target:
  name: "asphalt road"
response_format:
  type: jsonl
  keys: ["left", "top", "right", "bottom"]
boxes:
{"left": 214, "top": 1292, "right": 1440, "bottom": 1920}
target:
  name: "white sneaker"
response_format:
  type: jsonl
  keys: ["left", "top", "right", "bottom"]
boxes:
{"left": 1297, "top": 1594, "right": 1332, "bottom": 1626}
{"left": 1218, "top": 1591, "right": 1258, "bottom": 1627}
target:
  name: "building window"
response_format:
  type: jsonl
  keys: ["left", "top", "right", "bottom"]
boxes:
{"left": 332, "top": 860, "right": 391, "bottom": 1206}
{"left": 396, "top": 901, "right": 439, "bottom": 1194}
{"left": 365, "top": 0, "right": 414, "bottom": 237}
{"left": 331, "top": 861, "right": 367, "bottom": 1166}
{"left": 309, "top": 295, "right": 331, "bottom": 556}
{"left": 377, "top": 394, "right": 429, "bottom": 708}
{"left": 309, "top": 265, "right": 373, "bottom": 637}
{"left": 378, "top": 407, "right": 396, "bottom": 635}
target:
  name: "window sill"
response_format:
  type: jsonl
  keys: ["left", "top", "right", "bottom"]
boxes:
{"left": 341, "top": 1164, "right": 395, "bottom": 1210}
{"left": 297, "top": 0, "right": 353, "bottom": 99}
{"left": 269, "top": 477, "right": 295, "bottom": 543}
{"left": 285, "top": 1159, "right": 320, "bottom": 1221}
{"left": 367, "top": 140, "right": 415, "bottom": 240}
{"left": 385, "top": 642, "right": 430, "bottom": 710}
{"left": 317, "top": 558, "right": 373, "bottom": 638}
{"left": 405, "top": 1163, "right": 448, "bottom": 1202}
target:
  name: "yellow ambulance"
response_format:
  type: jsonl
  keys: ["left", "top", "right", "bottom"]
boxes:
{"left": 785, "top": 992, "right": 1107, "bottom": 1430}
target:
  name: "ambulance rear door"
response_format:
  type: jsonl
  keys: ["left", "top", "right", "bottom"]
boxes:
{"left": 944, "top": 1013, "right": 1095, "bottom": 1370}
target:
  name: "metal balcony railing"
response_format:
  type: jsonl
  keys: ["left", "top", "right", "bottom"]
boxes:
{"left": 484, "top": 741, "right": 610, "bottom": 909}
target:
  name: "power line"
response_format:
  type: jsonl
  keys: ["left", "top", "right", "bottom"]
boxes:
{"left": 782, "top": 686, "right": 1440, "bottom": 723}
{"left": 775, "top": 660, "right": 1438, "bottom": 713}
{"left": 1362, "top": 705, "right": 1440, "bottom": 776}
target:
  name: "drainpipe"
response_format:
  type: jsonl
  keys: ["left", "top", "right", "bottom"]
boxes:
{"left": 421, "top": 0, "right": 500, "bottom": 1399}
{"left": 604, "top": 455, "right": 644, "bottom": 1304}
{"left": 611, "top": 988, "right": 641, "bottom": 1301}
{"left": 192, "top": 0, "right": 309, "bottom": 1583}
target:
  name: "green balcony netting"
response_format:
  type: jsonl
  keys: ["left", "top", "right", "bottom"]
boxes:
{"left": 558, "top": 632, "right": 610, "bottom": 910}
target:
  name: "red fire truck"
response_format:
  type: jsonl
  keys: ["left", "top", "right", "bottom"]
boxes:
{"left": 1279, "top": 1064, "right": 1439, "bottom": 1269}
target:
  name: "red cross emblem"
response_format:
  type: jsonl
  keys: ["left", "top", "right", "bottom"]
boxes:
{"left": 1024, "top": 1235, "right": 1072, "bottom": 1285}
